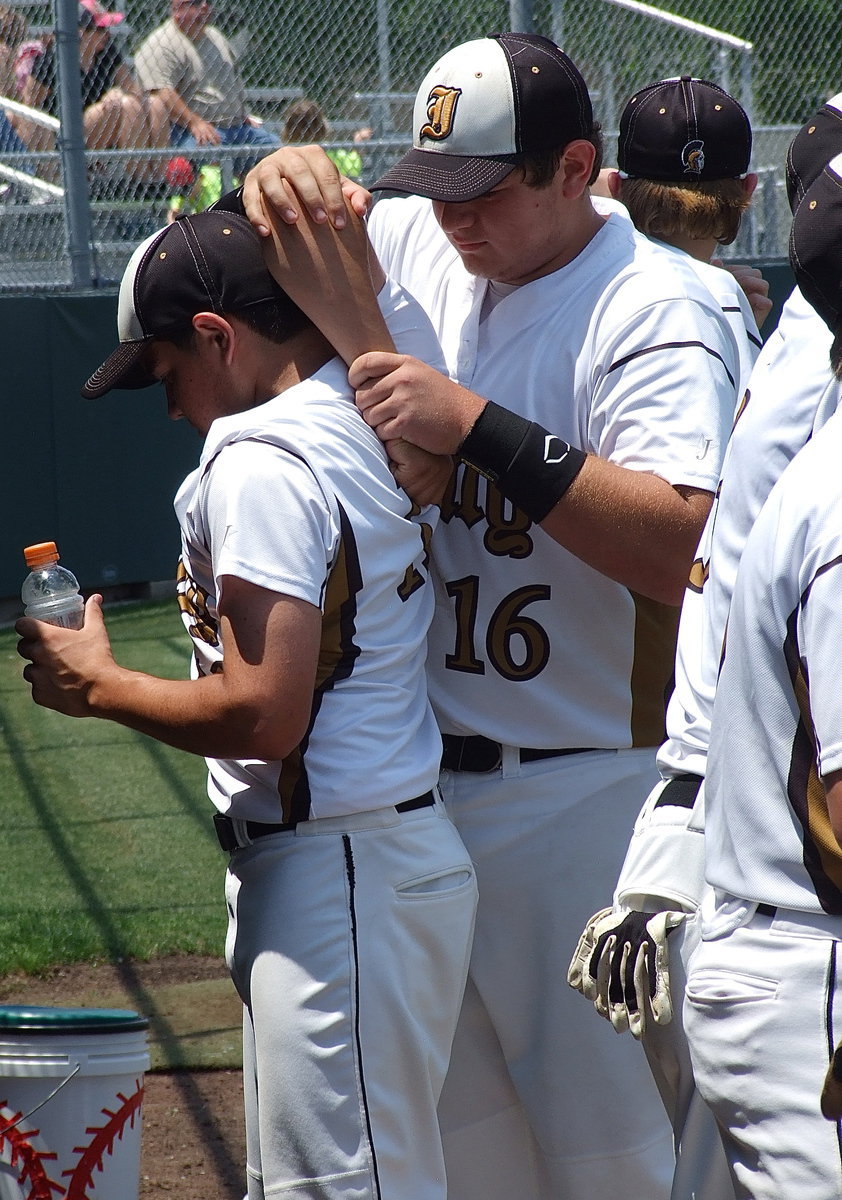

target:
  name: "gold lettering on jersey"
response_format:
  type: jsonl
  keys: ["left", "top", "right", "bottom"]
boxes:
{"left": 731, "top": 387, "right": 750, "bottom": 431}
{"left": 445, "top": 576, "right": 551, "bottom": 680}
{"left": 484, "top": 482, "right": 534, "bottom": 558}
{"left": 687, "top": 557, "right": 708, "bottom": 594}
{"left": 486, "top": 584, "right": 551, "bottom": 680}
{"left": 440, "top": 462, "right": 483, "bottom": 526}
{"left": 420, "top": 86, "right": 462, "bottom": 141}
{"left": 398, "top": 501, "right": 435, "bottom": 601}
{"left": 176, "top": 557, "right": 219, "bottom": 648}
{"left": 441, "top": 464, "right": 535, "bottom": 558}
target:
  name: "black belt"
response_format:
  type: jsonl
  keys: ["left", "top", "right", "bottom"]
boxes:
{"left": 214, "top": 791, "right": 435, "bottom": 853}
{"left": 654, "top": 773, "right": 704, "bottom": 810}
{"left": 441, "top": 734, "right": 596, "bottom": 774}
{"left": 756, "top": 903, "right": 777, "bottom": 917}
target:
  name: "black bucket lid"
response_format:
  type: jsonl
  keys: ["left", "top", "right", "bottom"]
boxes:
{"left": 0, "top": 1006, "right": 149, "bottom": 1034}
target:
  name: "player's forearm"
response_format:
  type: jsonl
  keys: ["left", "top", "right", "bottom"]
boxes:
{"left": 261, "top": 205, "right": 393, "bottom": 366}
{"left": 540, "top": 460, "right": 712, "bottom": 604}
{"left": 456, "top": 399, "right": 711, "bottom": 603}
{"left": 85, "top": 666, "right": 300, "bottom": 760}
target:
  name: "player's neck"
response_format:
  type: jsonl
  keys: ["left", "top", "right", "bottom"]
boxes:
{"left": 255, "top": 328, "right": 335, "bottom": 404}
{"left": 662, "top": 232, "right": 719, "bottom": 263}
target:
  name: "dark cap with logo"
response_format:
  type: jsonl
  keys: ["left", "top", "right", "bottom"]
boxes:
{"left": 371, "top": 32, "right": 594, "bottom": 202}
{"left": 618, "top": 76, "right": 751, "bottom": 183}
{"left": 786, "top": 93, "right": 842, "bottom": 215}
{"left": 789, "top": 151, "right": 842, "bottom": 333}
{"left": 82, "top": 210, "right": 294, "bottom": 399}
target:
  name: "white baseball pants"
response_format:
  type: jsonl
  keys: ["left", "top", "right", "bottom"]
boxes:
{"left": 685, "top": 905, "right": 842, "bottom": 1198}
{"left": 224, "top": 797, "right": 478, "bottom": 1199}
{"left": 437, "top": 746, "right": 675, "bottom": 1200}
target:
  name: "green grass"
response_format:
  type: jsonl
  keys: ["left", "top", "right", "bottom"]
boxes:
{"left": 0, "top": 600, "right": 226, "bottom": 976}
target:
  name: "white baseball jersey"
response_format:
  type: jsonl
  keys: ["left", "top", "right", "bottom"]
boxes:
{"left": 612, "top": 287, "right": 841, "bottom": 1200}
{"left": 173, "top": 279, "right": 446, "bottom": 822}
{"left": 660, "top": 246, "right": 761, "bottom": 406}
{"left": 369, "top": 194, "right": 738, "bottom": 749}
{"left": 597, "top": 198, "right": 761, "bottom": 404}
{"left": 658, "top": 285, "right": 841, "bottom": 782}
{"left": 704, "top": 406, "right": 842, "bottom": 916}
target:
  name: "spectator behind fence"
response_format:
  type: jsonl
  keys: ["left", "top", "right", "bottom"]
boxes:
{"left": 134, "top": 0, "right": 278, "bottom": 172}
{"left": 163, "top": 152, "right": 238, "bottom": 221}
{"left": 0, "top": 4, "right": 30, "bottom": 155}
{"left": 281, "top": 97, "right": 370, "bottom": 181}
{"left": 17, "top": 0, "right": 170, "bottom": 192}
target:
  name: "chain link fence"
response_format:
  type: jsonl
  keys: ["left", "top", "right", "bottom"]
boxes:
{"left": 0, "top": 0, "right": 837, "bottom": 292}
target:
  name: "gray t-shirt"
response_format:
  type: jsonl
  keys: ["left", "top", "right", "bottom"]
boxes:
{"left": 134, "top": 18, "right": 246, "bottom": 126}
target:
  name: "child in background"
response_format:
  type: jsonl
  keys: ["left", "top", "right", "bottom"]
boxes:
{"left": 281, "top": 97, "right": 370, "bottom": 181}
{"left": 165, "top": 154, "right": 238, "bottom": 221}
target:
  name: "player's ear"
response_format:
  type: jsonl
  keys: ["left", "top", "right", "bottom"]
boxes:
{"left": 192, "top": 312, "right": 237, "bottom": 363}
{"left": 741, "top": 172, "right": 758, "bottom": 201}
{"left": 588, "top": 168, "right": 618, "bottom": 200}
{"left": 560, "top": 139, "right": 597, "bottom": 199}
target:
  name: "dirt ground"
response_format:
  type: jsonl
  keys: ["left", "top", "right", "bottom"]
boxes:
{"left": 0, "top": 957, "right": 247, "bottom": 1199}
{"left": 140, "top": 1067, "right": 246, "bottom": 1197}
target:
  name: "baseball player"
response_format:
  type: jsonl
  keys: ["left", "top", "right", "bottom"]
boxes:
{"left": 242, "top": 32, "right": 740, "bottom": 1199}
{"left": 569, "top": 93, "right": 842, "bottom": 1200}
{"left": 598, "top": 76, "right": 764, "bottom": 401}
{"left": 682, "top": 152, "right": 842, "bottom": 1197}
{"left": 16, "top": 209, "right": 478, "bottom": 1200}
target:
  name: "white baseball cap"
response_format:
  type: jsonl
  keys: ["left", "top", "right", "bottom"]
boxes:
{"left": 372, "top": 32, "right": 594, "bottom": 202}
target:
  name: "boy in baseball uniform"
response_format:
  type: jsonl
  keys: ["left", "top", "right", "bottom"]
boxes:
{"left": 570, "top": 91, "right": 842, "bottom": 1200}
{"left": 682, "top": 152, "right": 842, "bottom": 1198}
{"left": 17, "top": 209, "right": 477, "bottom": 1200}
{"left": 241, "top": 32, "right": 743, "bottom": 1198}
{"left": 600, "top": 76, "right": 766, "bottom": 397}
{"left": 570, "top": 75, "right": 761, "bottom": 1200}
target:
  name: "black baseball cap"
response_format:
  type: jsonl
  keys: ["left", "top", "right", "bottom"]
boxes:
{"left": 789, "top": 151, "right": 842, "bottom": 333}
{"left": 786, "top": 93, "right": 842, "bottom": 215}
{"left": 371, "top": 32, "right": 594, "bottom": 202}
{"left": 82, "top": 210, "right": 294, "bottom": 399}
{"left": 618, "top": 76, "right": 751, "bottom": 183}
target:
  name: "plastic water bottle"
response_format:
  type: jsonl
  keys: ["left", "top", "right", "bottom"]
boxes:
{"left": 21, "top": 542, "right": 85, "bottom": 629}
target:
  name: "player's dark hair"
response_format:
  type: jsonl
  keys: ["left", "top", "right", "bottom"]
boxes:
{"left": 618, "top": 177, "right": 751, "bottom": 245}
{"left": 230, "top": 296, "right": 314, "bottom": 344}
{"left": 165, "top": 295, "right": 313, "bottom": 350}
{"left": 519, "top": 123, "right": 604, "bottom": 190}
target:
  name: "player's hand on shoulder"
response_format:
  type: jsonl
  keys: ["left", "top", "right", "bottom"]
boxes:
{"left": 567, "top": 905, "right": 686, "bottom": 1038}
{"left": 16, "top": 595, "right": 114, "bottom": 719}
{"left": 351, "top": 352, "right": 485, "bottom": 456}
{"left": 243, "top": 144, "right": 371, "bottom": 233}
{"left": 713, "top": 258, "right": 773, "bottom": 330}
{"left": 385, "top": 439, "right": 454, "bottom": 507}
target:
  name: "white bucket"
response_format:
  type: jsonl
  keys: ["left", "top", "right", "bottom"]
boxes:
{"left": 0, "top": 1006, "right": 150, "bottom": 1200}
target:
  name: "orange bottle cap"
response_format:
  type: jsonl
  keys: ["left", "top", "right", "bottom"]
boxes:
{"left": 24, "top": 541, "right": 60, "bottom": 568}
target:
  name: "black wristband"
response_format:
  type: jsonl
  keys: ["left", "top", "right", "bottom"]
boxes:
{"left": 458, "top": 401, "right": 587, "bottom": 524}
